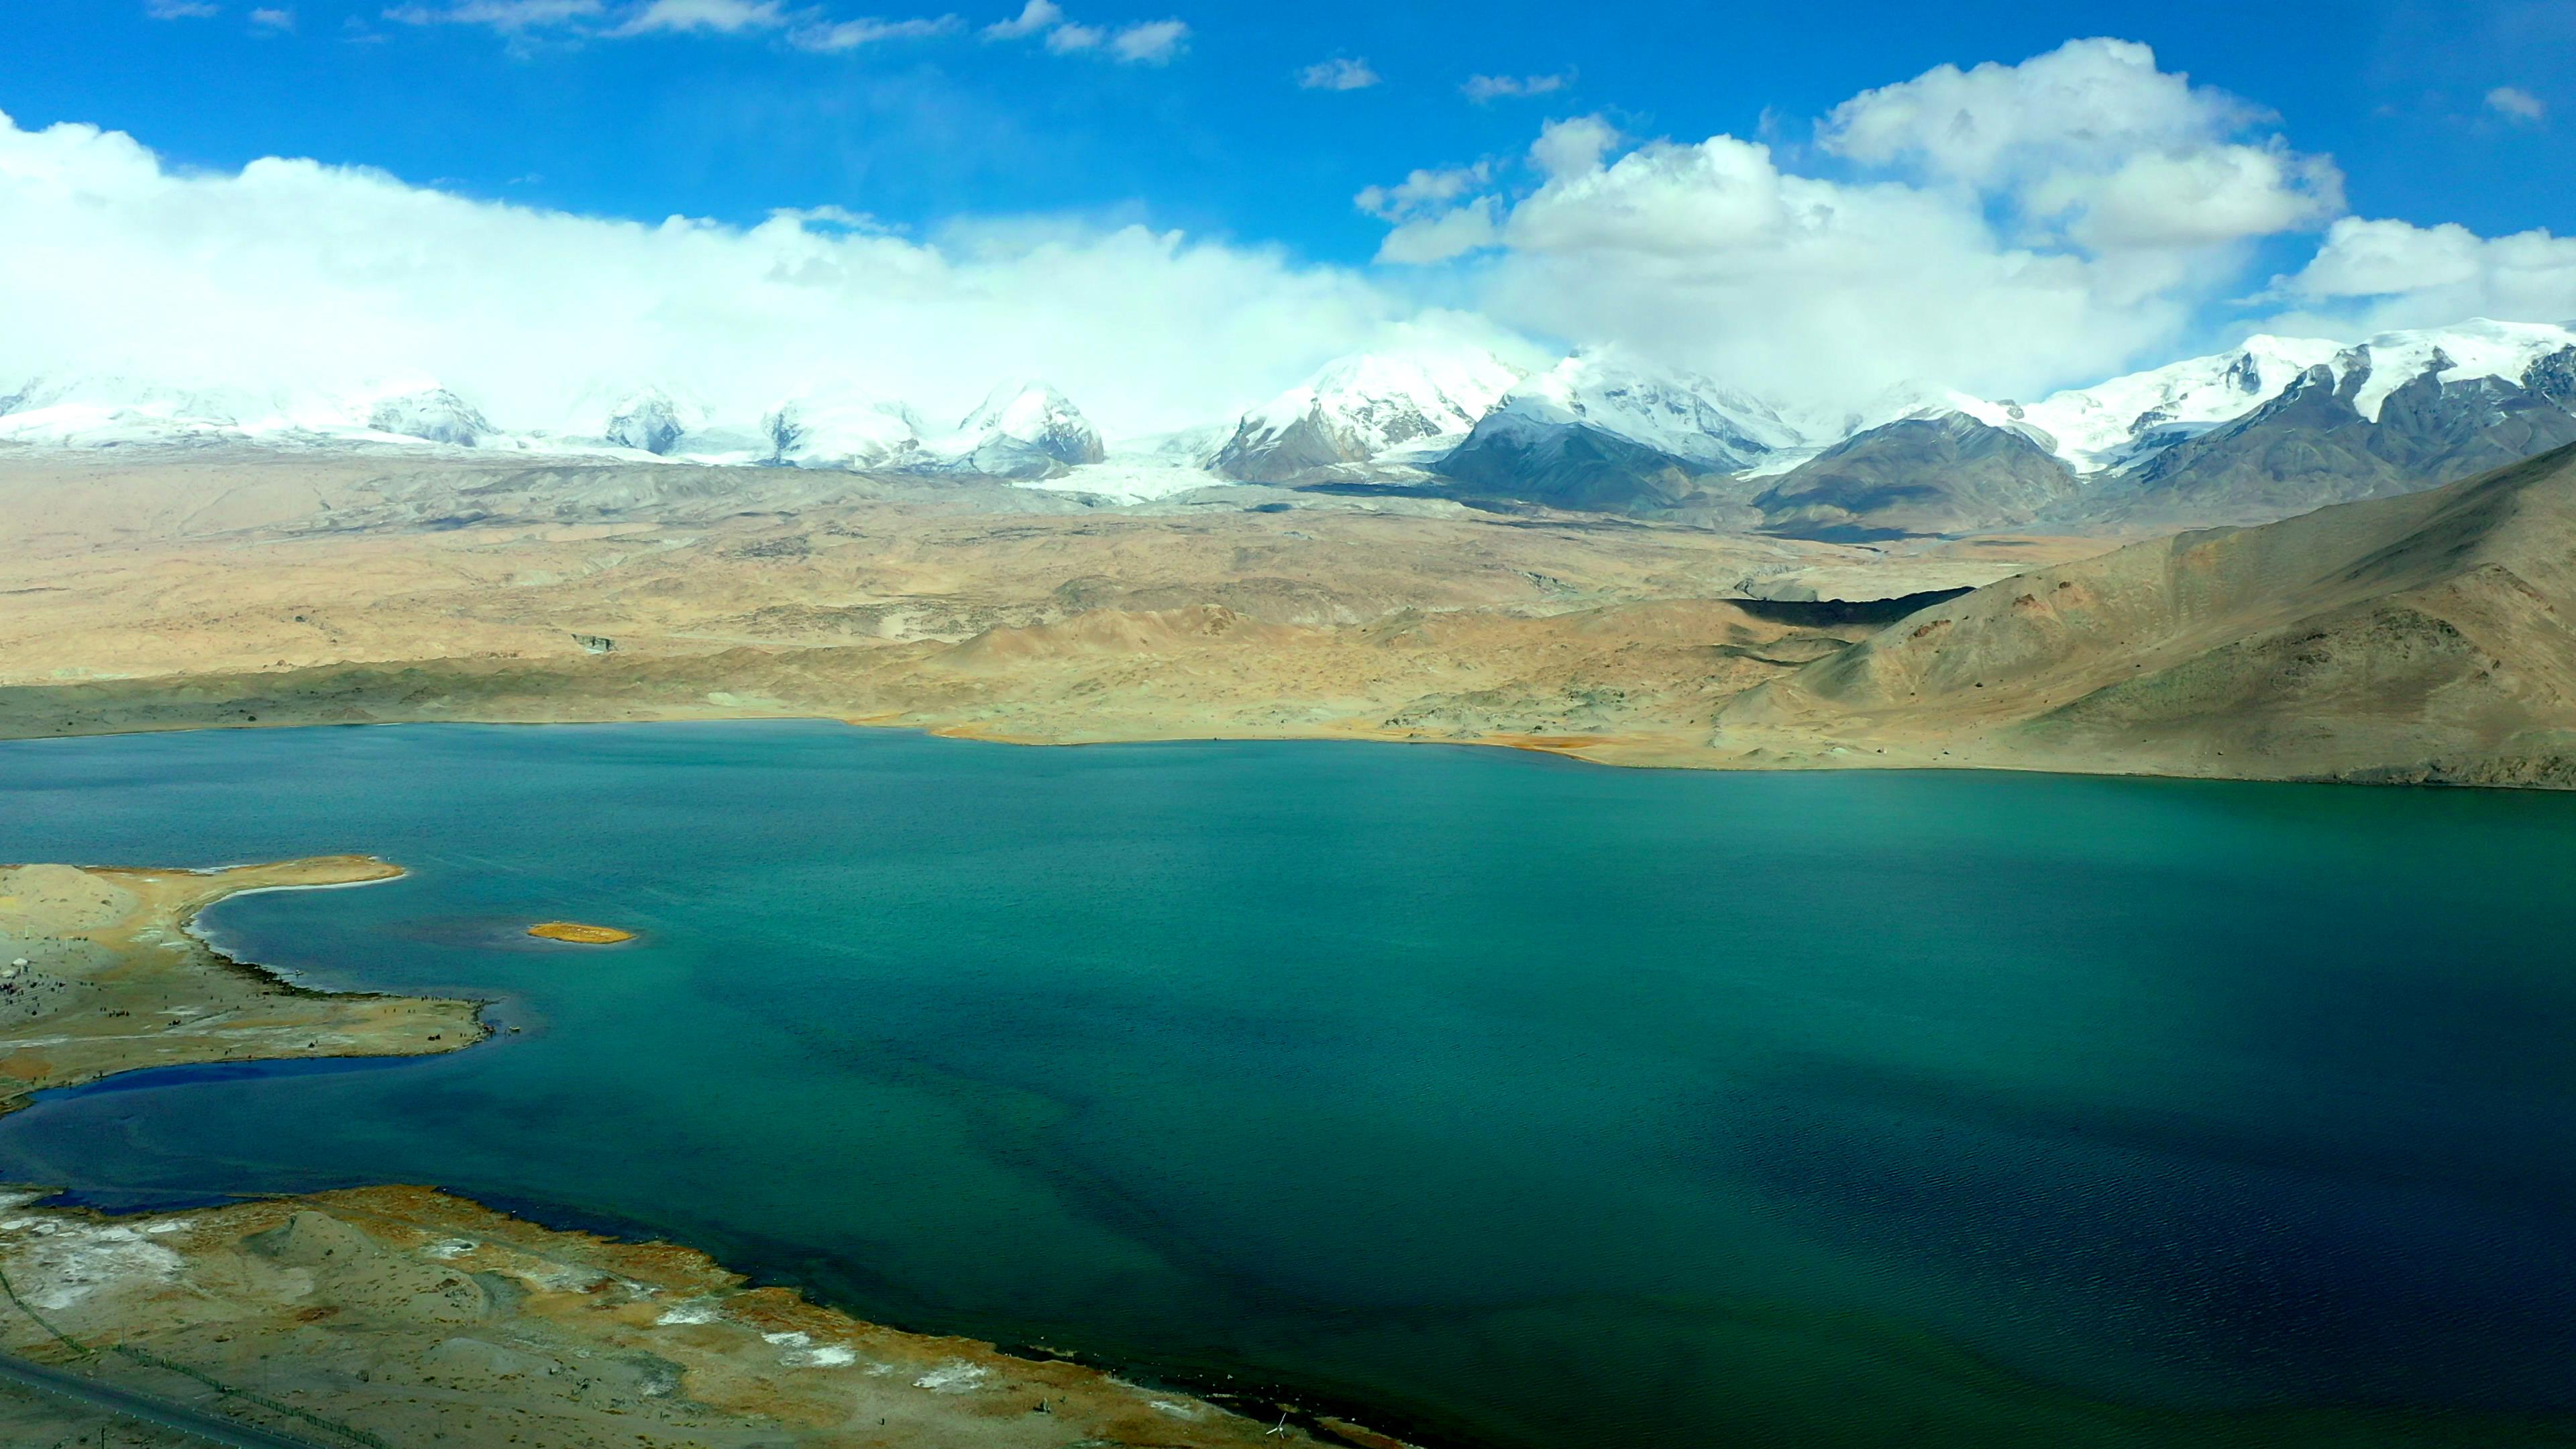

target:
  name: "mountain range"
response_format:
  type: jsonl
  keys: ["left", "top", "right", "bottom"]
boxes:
{"left": 5, "top": 318, "right": 2571, "bottom": 537}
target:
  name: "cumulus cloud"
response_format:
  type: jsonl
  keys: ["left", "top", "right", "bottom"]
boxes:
{"left": 0, "top": 108, "right": 1481, "bottom": 437}
{"left": 1356, "top": 39, "right": 2375, "bottom": 408}
{"left": 1462, "top": 72, "right": 1568, "bottom": 103}
{"left": 1820, "top": 38, "right": 2340, "bottom": 253}
{"left": 980, "top": 0, "right": 1059, "bottom": 38}
{"left": 1820, "top": 38, "right": 2265, "bottom": 184}
{"left": 1297, "top": 57, "right": 1381, "bottom": 91}
{"left": 250, "top": 6, "right": 296, "bottom": 29}
{"left": 2265, "top": 217, "right": 2576, "bottom": 333}
{"left": 145, "top": 0, "right": 221, "bottom": 15}
{"left": 2487, "top": 85, "right": 2547, "bottom": 123}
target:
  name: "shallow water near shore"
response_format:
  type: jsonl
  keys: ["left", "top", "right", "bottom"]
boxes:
{"left": 5, "top": 721, "right": 2576, "bottom": 1447}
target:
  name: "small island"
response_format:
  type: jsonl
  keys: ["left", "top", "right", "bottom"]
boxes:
{"left": 527, "top": 920, "right": 636, "bottom": 944}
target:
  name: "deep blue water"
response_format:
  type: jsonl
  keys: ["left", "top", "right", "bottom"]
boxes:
{"left": 3, "top": 722, "right": 2575, "bottom": 1448}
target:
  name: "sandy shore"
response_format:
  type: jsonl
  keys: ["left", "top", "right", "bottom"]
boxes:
{"left": 0, "top": 1184, "right": 1368, "bottom": 1449}
{"left": 0, "top": 861, "right": 1389, "bottom": 1448}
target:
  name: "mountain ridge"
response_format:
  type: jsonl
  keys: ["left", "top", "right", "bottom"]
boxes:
{"left": 6, "top": 318, "right": 2571, "bottom": 529}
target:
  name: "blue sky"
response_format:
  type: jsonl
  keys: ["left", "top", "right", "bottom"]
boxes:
{"left": 0, "top": 0, "right": 2569, "bottom": 431}
{"left": 9, "top": 0, "right": 2566, "bottom": 262}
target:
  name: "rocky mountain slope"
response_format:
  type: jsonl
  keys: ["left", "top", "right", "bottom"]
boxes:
{"left": 1722, "top": 442, "right": 2576, "bottom": 785}
{"left": 932, "top": 378, "right": 1107, "bottom": 477}
{"left": 1752, "top": 411, "right": 2079, "bottom": 540}
{"left": 1210, "top": 345, "right": 1521, "bottom": 482}
{"left": 1433, "top": 352, "right": 1809, "bottom": 517}
{"left": 2082, "top": 343, "right": 2576, "bottom": 527}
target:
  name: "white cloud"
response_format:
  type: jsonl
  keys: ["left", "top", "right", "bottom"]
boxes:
{"left": 249, "top": 6, "right": 296, "bottom": 28}
{"left": 1347, "top": 40, "right": 2377, "bottom": 409}
{"left": 1108, "top": 18, "right": 1185, "bottom": 64}
{"left": 2487, "top": 85, "right": 2547, "bottom": 123}
{"left": 1819, "top": 38, "right": 2338, "bottom": 254}
{"left": 981, "top": 0, "right": 1059, "bottom": 38}
{"left": 1820, "top": 38, "right": 2265, "bottom": 185}
{"left": 2025, "top": 142, "right": 2341, "bottom": 250}
{"left": 1376, "top": 198, "right": 1499, "bottom": 265}
{"left": 145, "top": 0, "right": 221, "bottom": 15}
{"left": 2266, "top": 217, "right": 2576, "bottom": 333}
{"left": 1462, "top": 72, "right": 1568, "bottom": 103}
{"left": 1529, "top": 115, "right": 1618, "bottom": 179}
{"left": 383, "top": 0, "right": 603, "bottom": 29}
{"left": 1297, "top": 57, "right": 1380, "bottom": 91}
{"left": 0, "top": 107, "right": 1482, "bottom": 437}
{"left": 983, "top": 5, "right": 1175, "bottom": 64}
{"left": 787, "top": 13, "right": 959, "bottom": 50}
{"left": 613, "top": 0, "right": 786, "bottom": 34}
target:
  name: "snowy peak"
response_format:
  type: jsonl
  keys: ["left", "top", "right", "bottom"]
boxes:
{"left": 0, "top": 373, "right": 523, "bottom": 451}
{"left": 2332, "top": 319, "right": 2576, "bottom": 423}
{"left": 2010, "top": 336, "right": 2345, "bottom": 472}
{"left": 1212, "top": 344, "right": 1523, "bottom": 482}
{"left": 2010, "top": 320, "right": 2576, "bottom": 474}
{"left": 1477, "top": 350, "right": 1809, "bottom": 470}
{"left": 602, "top": 388, "right": 703, "bottom": 455}
{"left": 943, "top": 379, "right": 1106, "bottom": 472}
{"left": 368, "top": 388, "right": 490, "bottom": 447}
{"left": 761, "top": 386, "right": 926, "bottom": 470}
{"left": 1429, "top": 351, "right": 1820, "bottom": 517}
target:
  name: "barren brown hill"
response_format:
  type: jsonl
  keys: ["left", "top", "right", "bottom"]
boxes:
{"left": 1720, "top": 442, "right": 2576, "bottom": 785}
{"left": 0, "top": 449, "right": 2089, "bottom": 763}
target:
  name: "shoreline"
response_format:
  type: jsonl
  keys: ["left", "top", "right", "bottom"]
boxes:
{"left": 0, "top": 855, "right": 1415, "bottom": 1449}
{"left": 3, "top": 703, "right": 2564, "bottom": 796}
{"left": 6, "top": 840, "right": 2575, "bottom": 1445}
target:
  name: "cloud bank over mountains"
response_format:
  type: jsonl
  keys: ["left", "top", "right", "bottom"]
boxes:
{"left": 2, "top": 36, "right": 2569, "bottom": 434}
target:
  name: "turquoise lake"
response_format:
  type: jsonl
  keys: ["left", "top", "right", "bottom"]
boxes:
{"left": 5, "top": 722, "right": 2576, "bottom": 1447}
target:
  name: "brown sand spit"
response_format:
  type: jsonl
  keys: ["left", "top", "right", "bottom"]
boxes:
{"left": 528, "top": 922, "right": 637, "bottom": 945}
{"left": 0, "top": 857, "right": 484, "bottom": 1111}
{"left": 1719, "top": 442, "right": 2576, "bottom": 784}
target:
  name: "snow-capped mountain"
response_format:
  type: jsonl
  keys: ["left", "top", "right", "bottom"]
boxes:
{"left": 2007, "top": 319, "right": 2576, "bottom": 474}
{"left": 759, "top": 386, "right": 926, "bottom": 470}
{"left": 1433, "top": 351, "right": 1813, "bottom": 513}
{"left": 1212, "top": 345, "right": 1523, "bottom": 482}
{"left": 0, "top": 374, "right": 539, "bottom": 452}
{"left": 916, "top": 380, "right": 1106, "bottom": 478}
{"left": 3, "top": 315, "right": 2569, "bottom": 533}
{"left": 598, "top": 387, "right": 702, "bottom": 455}
{"left": 367, "top": 388, "right": 492, "bottom": 447}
